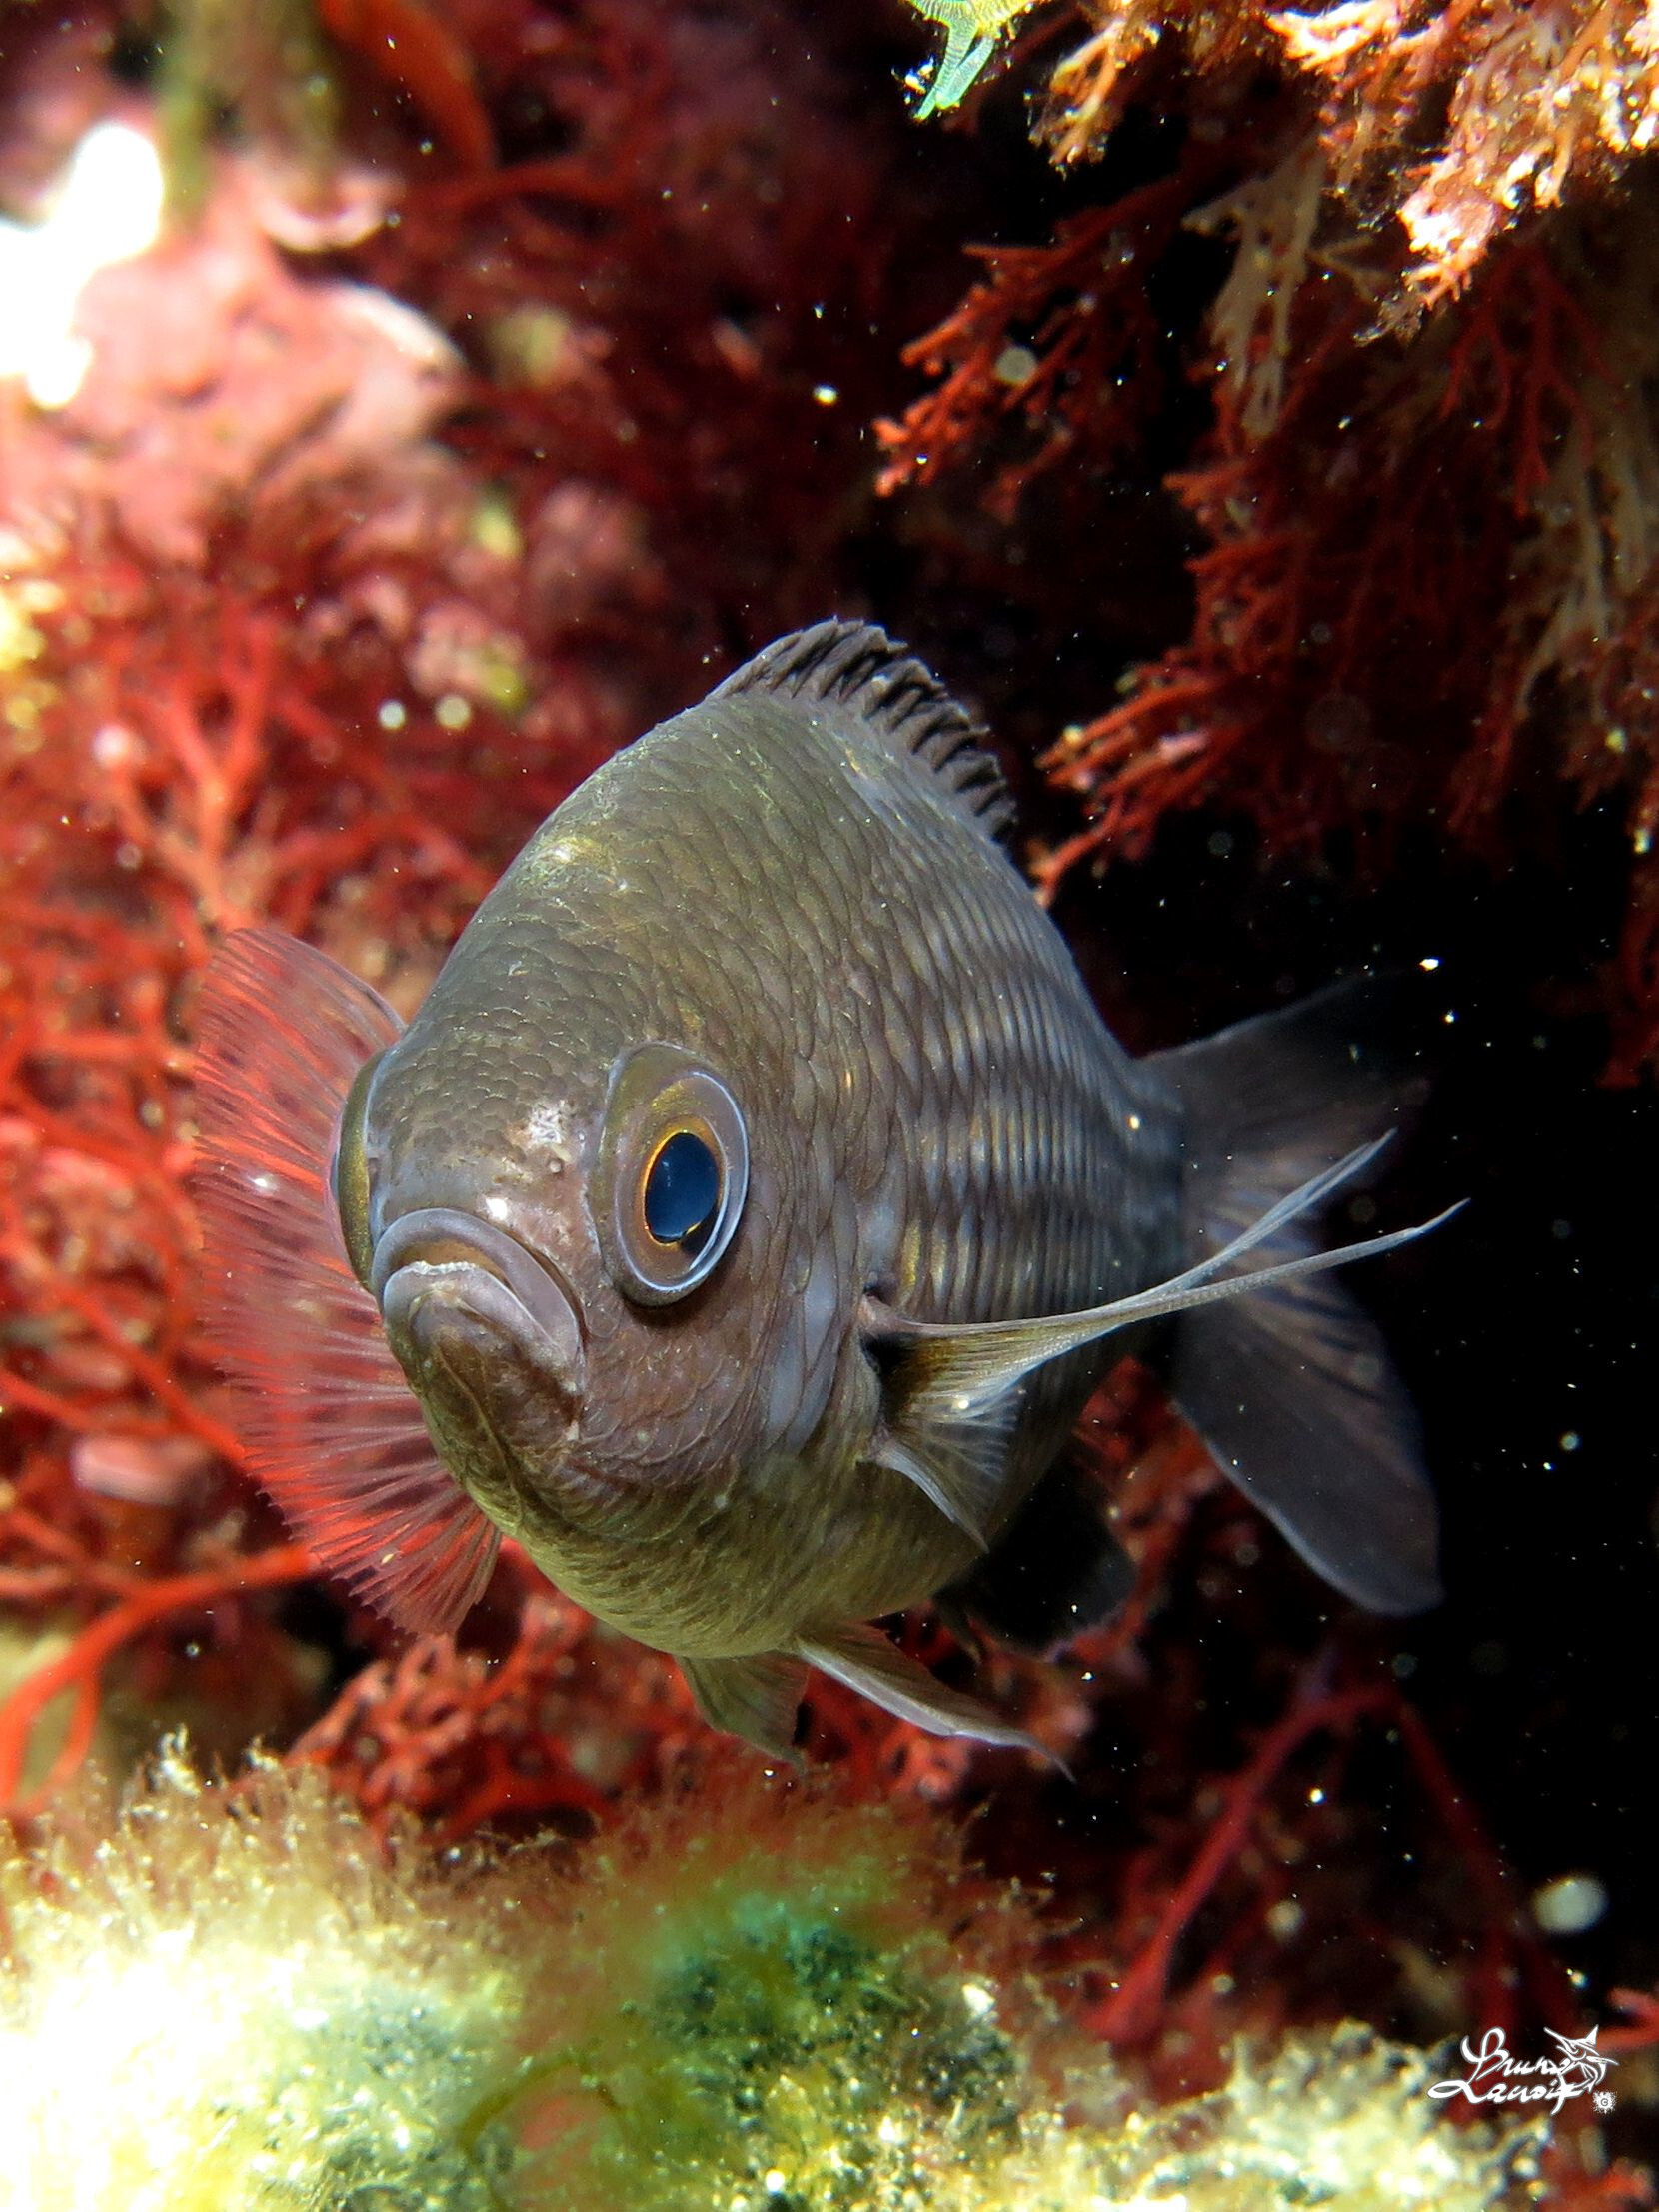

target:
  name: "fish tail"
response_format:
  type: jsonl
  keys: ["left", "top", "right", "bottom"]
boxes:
{"left": 1147, "top": 975, "right": 1444, "bottom": 1615}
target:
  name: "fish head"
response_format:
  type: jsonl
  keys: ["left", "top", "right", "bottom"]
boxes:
{"left": 332, "top": 952, "right": 758, "bottom": 1543}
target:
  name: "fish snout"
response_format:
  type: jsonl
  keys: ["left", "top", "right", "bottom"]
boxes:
{"left": 372, "top": 1206, "right": 587, "bottom": 1445}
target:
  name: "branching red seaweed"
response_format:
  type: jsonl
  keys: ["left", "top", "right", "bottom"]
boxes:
{"left": 884, "top": 0, "right": 1659, "bottom": 1071}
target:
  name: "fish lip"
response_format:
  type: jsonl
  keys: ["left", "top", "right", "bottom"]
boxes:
{"left": 370, "top": 1205, "right": 587, "bottom": 1379}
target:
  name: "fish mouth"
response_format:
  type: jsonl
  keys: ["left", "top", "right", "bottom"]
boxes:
{"left": 372, "top": 1207, "right": 587, "bottom": 1463}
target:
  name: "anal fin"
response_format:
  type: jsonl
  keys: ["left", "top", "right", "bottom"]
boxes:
{"left": 794, "top": 1621, "right": 1053, "bottom": 1762}
{"left": 680, "top": 1650, "right": 808, "bottom": 1759}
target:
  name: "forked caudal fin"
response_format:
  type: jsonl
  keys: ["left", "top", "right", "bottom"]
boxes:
{"left": 193, "top": 928, "right": 500, "bottom": 1634}
{"left": 863, "top": 1117, "right": 1458, "bottom": 1617}
{"left": 1150, "top": 979, "right": 1450, "bottom": 1614}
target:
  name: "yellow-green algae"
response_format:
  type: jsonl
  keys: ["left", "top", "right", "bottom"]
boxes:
{"left": 153, "top": 0, "right": 340, "bottom": 215}
{"left": 0, "top": 1748, "right": 1545, "bottom": 2212}
{"left": 904, "top": 2, "right": 1041, "bottom": 117}
{"left": 0, "top": 1748, "right": 530, "bottom": 2211}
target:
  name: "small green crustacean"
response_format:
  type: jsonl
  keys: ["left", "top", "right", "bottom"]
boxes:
{"left": 906, "top": 0, "right": 1038, "bottom": 117}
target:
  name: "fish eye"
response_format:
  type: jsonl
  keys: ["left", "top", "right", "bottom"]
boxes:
{"left": 591, "top": 1044, "right": 748, "bottom": 1305}
{"left": 331, "top": 1049, "right": 387, "bottom": 1290}
{"left": 643, "top": 1129, "right": 721, "bottom": 1251}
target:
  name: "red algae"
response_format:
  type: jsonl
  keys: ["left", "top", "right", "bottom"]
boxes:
{"left": 0, "top": 0, "right": 919, "bottom": 1827}
{"left": 0, "top": 8, "right": 1654, "bottom": 2204}
{"left": 883, "top": 0, "right": 1659, "bottom": 1076}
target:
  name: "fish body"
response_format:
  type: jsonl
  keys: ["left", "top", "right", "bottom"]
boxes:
{"left": 196, "top": 624, "right": 1446, "bottom": 1755}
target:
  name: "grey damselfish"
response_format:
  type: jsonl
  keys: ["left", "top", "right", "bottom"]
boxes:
{"left": 193, "top": 622, "right": 1453, "bottom": 1758}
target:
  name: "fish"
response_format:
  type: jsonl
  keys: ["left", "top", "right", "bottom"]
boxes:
{"left": 193, "top": 621, "right": 1454, "bottom": 1759}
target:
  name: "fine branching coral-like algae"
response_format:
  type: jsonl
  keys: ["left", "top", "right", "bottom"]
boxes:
{"left": 0, "top": 0, "right": 933, "bottom": 1822}
{"left": 889, "top": 0, "right": 1659, "bottom": 1078}
{"left": 0, "top": 1753, "right": 1551, "bottom": 2212}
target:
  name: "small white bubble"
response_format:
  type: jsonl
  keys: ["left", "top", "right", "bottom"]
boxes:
{"left": 1532, "top": 1873, "right": 1608, "bottom": 1935}
{"left": 1418, "top": 955, "right": 1440, "bottom": 971}
{"left": 812, "top": 384, "right": 838, "bottom": 405}
{"left": 377, "top": 699, "right": 407, "bottom": 731}
{"left": 91, "top": 722, "right": 137, "bottom": 767}
{"left": 435, "top": 692, "right": 473, "bottom": 730}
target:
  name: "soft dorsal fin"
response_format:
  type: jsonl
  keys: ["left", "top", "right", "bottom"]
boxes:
{"left": 712, "top": 620, "right": 1014, "bottom": 840}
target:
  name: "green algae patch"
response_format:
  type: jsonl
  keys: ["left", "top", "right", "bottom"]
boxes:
{"left": 511, "top": 1807, "right": 1032, "bottom": 2212}
{"left": 0, "top": 1748, "right": 535, "bottom": 2212}
{"left": 0, "top": 1750, "right": 1545, "bottom": 2212}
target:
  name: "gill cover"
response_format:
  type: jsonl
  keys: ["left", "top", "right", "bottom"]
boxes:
{"left": 193, "top": 928, "right": 501, "bottom": 1633}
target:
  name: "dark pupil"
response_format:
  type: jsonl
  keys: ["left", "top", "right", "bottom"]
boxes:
{"left": 644, "top": 1131, "right": 721, "bottom": 1251}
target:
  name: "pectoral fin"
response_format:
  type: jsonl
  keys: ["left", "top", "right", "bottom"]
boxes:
{"left": 868, "top": 1410, "right": 1010, "bottom": 1551}
{"left": 861, "top": 1140, "right": 1459, "bottom": 1433}
{"left": 680, "top": 1650, "right": 809, "bottom": 1760}
{"left": 794, "top": 1621, "right": 1052, "bottom": 1761}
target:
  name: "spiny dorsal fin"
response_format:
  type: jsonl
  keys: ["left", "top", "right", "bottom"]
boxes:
{"left": 713, "top": 620, "right": 1014, "bottom": 841}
